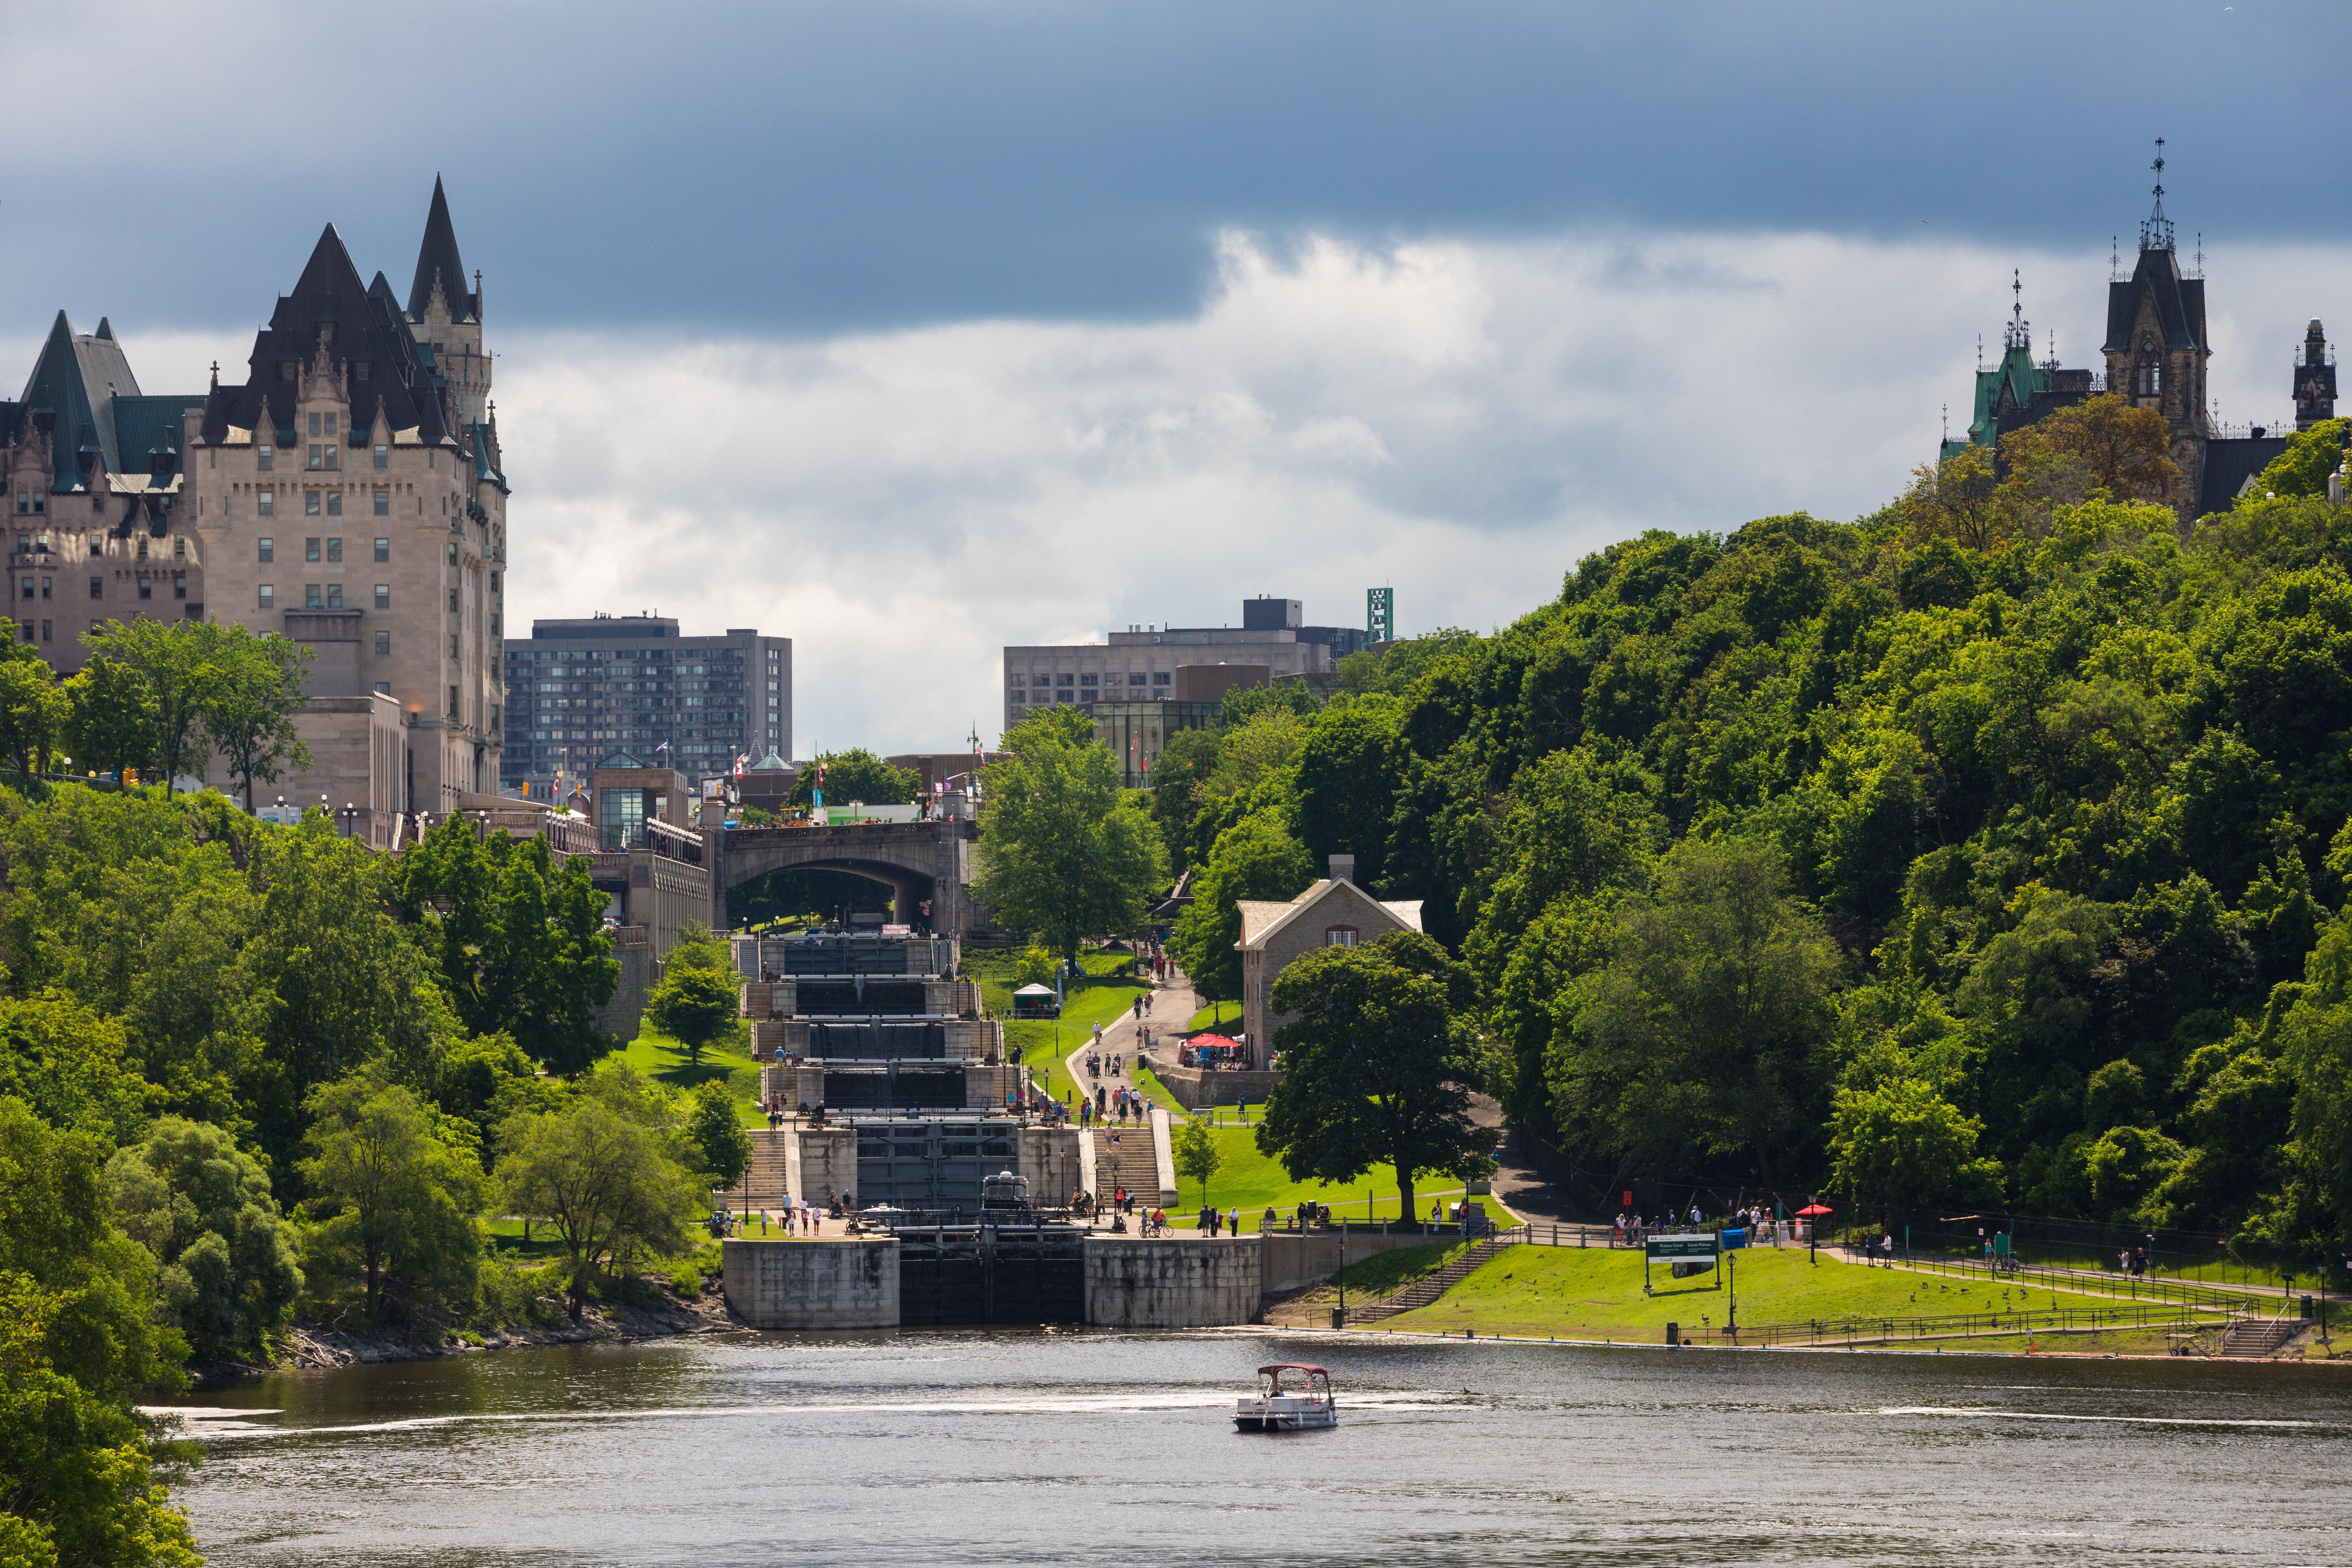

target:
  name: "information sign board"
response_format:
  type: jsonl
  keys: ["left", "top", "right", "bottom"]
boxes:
{"left": 1646, "top": 1233, "right": 1719, "bottom": 1260}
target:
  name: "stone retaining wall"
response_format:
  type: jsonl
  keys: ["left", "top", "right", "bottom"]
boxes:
{"left": 722, "top": 1238, "right": 898, "bottom": 1328}
{"left": 1154, "top": 1063, "right": 1280, "bottom": 1110}
{"left": 1084, "top": 1237, "right": 1260, "bottom": 1327}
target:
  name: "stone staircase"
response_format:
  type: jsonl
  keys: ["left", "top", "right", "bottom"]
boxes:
{"left": 2220, "top": 1315, "right": 2305, "bottom": 1358}
{"left": 1093, "top": 1124, "right": 1160, "bottom": 1207}
{"left": 723, "top": 1128, "right": 793, "bottom": 1210}
{"left": 1346, "top": 1235, "right": 1518, "bottom": 1324}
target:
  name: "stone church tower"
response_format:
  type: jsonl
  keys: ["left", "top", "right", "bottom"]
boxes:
{"left": 2100, "top": 147, "right": 2210, "bottom": 517}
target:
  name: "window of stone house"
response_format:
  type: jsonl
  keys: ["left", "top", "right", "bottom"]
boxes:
{"left": 1324, "top": 925, "right": 1358, "bottom": 948}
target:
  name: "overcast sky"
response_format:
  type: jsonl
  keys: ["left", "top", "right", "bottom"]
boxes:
{"left": 7, "top": 2, "right": 2349, "bottom": 751}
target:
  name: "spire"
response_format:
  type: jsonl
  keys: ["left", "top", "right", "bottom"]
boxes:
{"left": 2004, "top": 268, "right": 2029, "bottom": 352}
{"left": 2141, "top": 137, "right": 2175, "bottom": 253}
{"left": 94, "top": 317, "right": 114, "bottom": 341}
{"left": 408, "top": 175, "right": 468, "bottom": 320}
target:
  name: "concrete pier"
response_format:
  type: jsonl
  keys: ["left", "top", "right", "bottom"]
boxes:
{"left": 1084, "top": 1237, "right": 1260, "bottom": 1328}
{"left": 722, "top": 1238, "right": 899, "bottom": 1328}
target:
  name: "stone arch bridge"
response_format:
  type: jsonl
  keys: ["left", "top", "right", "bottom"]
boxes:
{"left": 709, "top": 819, "right": 977, "bottom": 933}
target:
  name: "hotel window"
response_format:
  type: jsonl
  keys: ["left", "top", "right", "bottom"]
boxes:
{"left": 39, "top": 621, "right": 50, "bottom": 643}
{"left": 258, "top": 537, "right": 273, "bottom": 563}
{"left": 17, "top": 580, "right": 28, "bottom": 602}
{"left": 1151, "top": 672, "right": 1171, "bottom": 686}
{"left": 374, "top": 584, "right": 390, "bottom": 610}
{"left": 308, "top": 445, "right": 322, "bottom": 470}
{"left": 373, "top": 445, "right": 388, "bottom": 469}
{"left": 447, "top": 684, "right": 458, "bottom": 716}
{"left": 325, "top": 444, "right": 338, "bottom": 470}
{"left": 173, "top": 573, "right": 185, "bottom": 601}
{"left": 258, "top": 585, "right": 273, "bottom": 609}
{"left": 326, "top": 584, "right": 342, "bottom": 609}
{"left": 446, "top": 541, "right": 457, "bottom": 565}
{"left": 305, "top": 585, "right": 321, "bottom": 609}
{"left": 326, "top": 493, "right": 342, "bottom": 517}
{"left": 13, "top": 491, "right": 23, "bottom": 515}
{"left": 306, "top": 492, "right": 322, "bottom": 517}
{"left": 373, "top": 490, "right": 389, "bottom": 515}
{"left": 374, "top": 681, "right": 390, "bottom": 695}
{"left": 326, "top": 537, "right": 342, "bottom": 563}
{"left": 258, "top": 445, "right": 273, "bottom": 470}
{"left": 174, "top": 536, "right": 186, "bottom": 558}
{"left": 136, "top": 575, "right": 151, "bottom": 601}
{"left": 490, "top": 570, "right": 500, "bottom": 594}
{"left": 448, "top": 588, "right": 459, "bottom": 613}
{"left": 40, "top": 577, "right": 50, "bottom": 601}
{"left": 88, "top": 577, "right": 100, "bottom": 600}
{"left": 375, "top": 631, "right": 390, "bottom": 656}
{"left": 448, "top": 635, "right": 458, "bottom": 660}
{"left": 305, "top": 538, "right": 320, "bottom": 562}
{"left": 373, "top": 538, "right": 389, "bottom": 562}
{"left": 257, "top": 491, "right": 274, "bottom": 517}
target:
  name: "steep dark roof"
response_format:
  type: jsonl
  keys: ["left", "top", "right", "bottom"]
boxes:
{"left": 201, "top": 223, "right": 452, "bottom": 449}
{"left": 2199, "top": 435, "right": 2292, "bottom": 517}
{"left": 2104, "top": 245, "right": 2207, "bottom": 355}
{"left": 407, "top": 175, "right": 473, "bottom": 321}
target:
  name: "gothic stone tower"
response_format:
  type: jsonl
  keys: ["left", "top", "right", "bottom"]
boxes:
{"left": 183, "top": 178, "right": 509, "bottom": 822}
{"left": 2296, "top": 320, "right": 2337, "bottom": 431}
{"left": 2101, "top": 162, "right": 2210, "bottom": 520}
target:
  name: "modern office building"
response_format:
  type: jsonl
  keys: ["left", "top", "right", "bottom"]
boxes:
{"left": 502, "top": 615, "right": 790, "bottom": 792}
{"left": 1000, "top": 595, "right": 1365, "bottom": 735}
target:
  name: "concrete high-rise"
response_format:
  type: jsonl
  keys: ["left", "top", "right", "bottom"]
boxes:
{"left": 503, "top": 616, "right": 790, "bottom": 792}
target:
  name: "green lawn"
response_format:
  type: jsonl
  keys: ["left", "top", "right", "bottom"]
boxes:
{"left": 1375, "top": 1244, "right": 2158, "bottom": 1343}
{"left": 966, "top": 946, "right": 1148, "bottom": 1110}
{"left": 1168, "top": 1122, "right": 1514, "bottom": 1228}
{"left": 1185, "top": 1001, "right": 1239, "bottom": 1033}
{"left": 614, "top": 1025, "right": 767, "bottom": 1127}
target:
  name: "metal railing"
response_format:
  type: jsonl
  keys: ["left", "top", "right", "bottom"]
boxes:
{"left": 1709, "top": 1302, "right": 2218, "bottom": 1350}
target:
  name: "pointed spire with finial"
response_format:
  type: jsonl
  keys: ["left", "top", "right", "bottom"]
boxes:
{"left": 2005, "top": 268, "right": 2029, "bottom": 351}
{"left": 2141, "top": 137, "right": 2175, "bottom": 252}
{"left": 408, "top": 176, "right": 468, "bottom": 321}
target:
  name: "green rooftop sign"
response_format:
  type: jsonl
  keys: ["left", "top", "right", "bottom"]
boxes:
{"left": 1646, "top": 1233, "right": 1719, "bottom": 1260}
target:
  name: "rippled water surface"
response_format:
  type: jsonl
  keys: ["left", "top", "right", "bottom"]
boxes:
{"left": 168, "top": 1331, "right": 2352, "bottom": 1565}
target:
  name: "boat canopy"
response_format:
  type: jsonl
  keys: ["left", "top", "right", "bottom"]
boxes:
{"left": 1257, "top": 1363, "right": 1327, "bottom": 1376}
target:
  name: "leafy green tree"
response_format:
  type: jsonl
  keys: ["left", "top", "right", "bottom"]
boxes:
{"left": 0, "top": 656, "right": 69, "bottom": 785}
{"left": 105, "top": 1117, "right": 303, "bottom": 1363}
{"left": 788, "top": 747, "right": 918, "bottom": 808}
{"left": 1169, "top": 811, "right": 1311, "bottom": 1005}
{"left": 1147, "top": 723, "right": 1223, "bottom": 868}
{"left": 1554, "top": 838, "right": 1840, "bottom": 1190}
{"left": 202, "top": 626, "right": 313, "bottom": 812}
{"left": 1012, "top": 946, "right": 1057, "bottom": 989}
{"left": 1291, "top": 699, "right": 1408, "bottom": 892}
{"left": 1173, "top": 1116, "right": 1222, "bottom": 1208}
{"left": 975, "top": 710, "right": 1167, "bottom": 963}
{"left": 0, "top": 992, "right": 151, "bottom": 1144}
{"left": 494, "top": 1093, "right": 701, "bottom": 1320}
{"left": 686, "top": 1080, "right": 752, "bottom": 1189}
{"left": 1256, "top": 930, "right": 1497, "bottom": 1230}
{"left": 647, "top": 963, "right": 739, "bottom": 1067}
{"left": 296, "top": 1078, "right": 488, "bottom": 1322}
{"left": 1827, "top": 1078, "right": 2000, "bottom": 1209}
{"left": 1217, "top": 682, "right": 1317, "bottom": 727}
{"left": 396, "top": 819, "right": 618, "bottom": 1075}
{"left": 82, "top": 619, "right": 240, "bottom": 797}
{"left": 61, "top": 657, "right": 158, "bottom": 784}
{"left": 0, "top": 1096, "right": 201, "bottom": 1568}
{"left": 2241, "top": 416, "right": 2349, "bottom": 502}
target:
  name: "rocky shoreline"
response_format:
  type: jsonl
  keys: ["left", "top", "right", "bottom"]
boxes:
{"left": 193, "top": 1284, "right": 742, "bottom": 1385}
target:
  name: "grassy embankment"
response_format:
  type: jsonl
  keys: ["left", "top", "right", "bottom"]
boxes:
{"left": 1167, "top": 1124, "right": 1516, "bottom": 1229}
{"left": 1370, "top": 1245, "right": 2215, "bottom": 1349}
{"left": 615, "top": 1024, "right": 767, "bottom": 1127}
{"left": 1185, "top": 1001, "right": 1239, "bottom": 1033}
{"left": 964, "top": 947, "right": 1148, "bottom": 1108}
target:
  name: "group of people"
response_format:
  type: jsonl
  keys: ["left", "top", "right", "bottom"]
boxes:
{"left": 1611, "top": 1204, "right": 1788, "bottom": 1246}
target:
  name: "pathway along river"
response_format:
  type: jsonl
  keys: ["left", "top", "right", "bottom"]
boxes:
{"left": 167, "top": 1331, "right": 2352, "bottom": 1565}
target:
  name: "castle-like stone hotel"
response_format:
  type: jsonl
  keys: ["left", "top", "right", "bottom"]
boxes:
{"left": 0, "top": 181, "right": 506, "bottom": 835}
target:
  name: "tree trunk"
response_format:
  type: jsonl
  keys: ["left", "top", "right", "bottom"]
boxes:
{"left": 1396, "top": 1157, "right": 1419, "bottom": 1234}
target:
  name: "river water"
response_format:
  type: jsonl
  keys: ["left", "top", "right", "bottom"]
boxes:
{"left": 167, "top": 1330, "right": 2352, "bottom": 1566}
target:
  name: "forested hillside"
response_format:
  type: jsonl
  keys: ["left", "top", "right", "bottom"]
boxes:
{"left": 1167, "top": 401, "right": 2352, "bottom": 1263}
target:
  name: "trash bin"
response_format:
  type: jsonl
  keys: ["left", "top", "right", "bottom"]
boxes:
{"left": 1665, "top": 1322, "right": 1680, "bottom": 1346}
{"left": 1331, "top": 1306, "right": 1346, "bottom": 1330}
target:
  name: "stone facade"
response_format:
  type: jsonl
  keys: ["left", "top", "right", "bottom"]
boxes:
{"left": 1236, "top": 855, "right": 1424, "bottom": 1062}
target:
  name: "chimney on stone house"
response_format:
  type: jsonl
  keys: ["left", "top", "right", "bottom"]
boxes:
{"left": 1329, "top": 854, "right": 1355, "bottom": 884}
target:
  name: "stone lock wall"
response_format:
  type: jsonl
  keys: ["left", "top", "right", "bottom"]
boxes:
{"left": 1153, "top": 1063, "right": 1281, "bottom": 1111}
{"left": 722, "top": 1238, "right": 898, "bottom": 1329}
{"left": 1083, "top": 1237, "right": 1259, "bottom": 1327}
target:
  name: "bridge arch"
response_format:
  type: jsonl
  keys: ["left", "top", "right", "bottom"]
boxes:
{"left": 711, "top": 821, "right": 973, "bottom": 933}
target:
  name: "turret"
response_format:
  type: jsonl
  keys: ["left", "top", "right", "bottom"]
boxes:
{"left": 2296, "top": 319, "right": 2336, "bottom": 432}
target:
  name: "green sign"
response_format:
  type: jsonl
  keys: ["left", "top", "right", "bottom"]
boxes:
{"left": 1368, "top": 586, "right": 1395, "bottom": 643}
{"left": 1646, "top": 1233, "right": 1719, "bottom": 1260}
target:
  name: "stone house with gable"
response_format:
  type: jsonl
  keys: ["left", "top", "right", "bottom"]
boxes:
{"left": 1236, "top": 853, "right": 1424, "bottom": 1064}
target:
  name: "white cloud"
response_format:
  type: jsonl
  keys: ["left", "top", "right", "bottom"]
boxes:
{"left": 27, "top": 229, "right": 2352, "bottom": 757}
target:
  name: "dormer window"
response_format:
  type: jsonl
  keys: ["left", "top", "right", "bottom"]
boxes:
{"left": 281, "top": 362, "right": 297, "bottom": 383}
{"left": 353, "top": 361, "right": 370, "bottom": 383}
